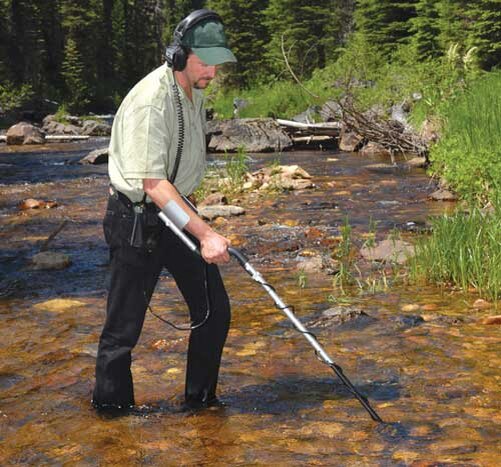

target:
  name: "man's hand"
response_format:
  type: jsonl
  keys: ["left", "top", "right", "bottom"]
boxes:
{"left": 199, "top": 230, "right": 231, "bottom": 264}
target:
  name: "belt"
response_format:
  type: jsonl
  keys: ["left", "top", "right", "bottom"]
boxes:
{"left": 109, "top": 185, "right": 158, "bottom": 211}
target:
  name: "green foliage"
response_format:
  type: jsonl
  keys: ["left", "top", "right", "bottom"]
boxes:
{"left": 409, "top": 204, "right": 501, "bottom": 301}
{"left": 0, "top": 82, "right": 34, "bottom": 112}
{"left": 222, "top": 146, "right": 249, "bottom": 193}
{"left": 429, "top": 71, "right": 501, "bottom": 203}
{"left": 61, "top": 38, "right": 90, "bottom": 113}
{"left": 210, "top": 80, "right": 320, "bottom": 119}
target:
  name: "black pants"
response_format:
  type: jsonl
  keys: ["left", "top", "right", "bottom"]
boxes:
{"left": 92, "top": 194, "right": 231, "bottom": 408}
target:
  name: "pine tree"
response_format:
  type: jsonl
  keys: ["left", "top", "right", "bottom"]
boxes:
{"left": 465, "top": 0, "right": 501, "bottom": 69}
{"left": 355, "top": 0, "right": 418, "bottom": 56}
{"left": 409, "top": 0, "right": 441, "bottom": 60}
{"left": 208, "top": 0, "right": 268, "bottom": 87}
{"left": 61, "top": 37, "right": 90, "bottom": 112}
{"left": 264, "top": 0, "right": 340, "bottom": 79}
{"left": 60, "top": 0, "right": 100, "bottom": 108}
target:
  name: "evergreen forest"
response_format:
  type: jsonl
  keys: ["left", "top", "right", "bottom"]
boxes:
{"left": 1, "top": 0, "right": 500, "bottom": 114}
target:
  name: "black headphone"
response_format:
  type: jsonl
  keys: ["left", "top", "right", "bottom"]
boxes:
{"left": 165, "top": 9, "right": 222, "bottom": 71}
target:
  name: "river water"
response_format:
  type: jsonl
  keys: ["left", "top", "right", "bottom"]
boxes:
{"left": 0, "top": 140, "right": 499, "bottom": 465}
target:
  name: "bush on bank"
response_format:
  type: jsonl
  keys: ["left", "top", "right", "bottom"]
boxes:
{"left": 429, "top": 71, "right": 501, "bottom": 204}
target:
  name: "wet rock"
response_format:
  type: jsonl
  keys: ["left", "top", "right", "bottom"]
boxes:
{"left": 472, "top": 298, "right": 492, "bottom": 310}
{"left": 198, "top": 205, "right": 245, "bottom": 220}
{"left": 81, "top": 119, "right": 112, "bottom": 136}
{"left": 296, "top": 253, "right": 339, "bottom": 275}
{"left": 393, "top": 314, "right": 424, "bottom": 328}
{"left": 338, "top": 124, "right": 364, "bottom": 152}
{"left": 309, "top": 306, "right": 375, "bottom": 329}
{"left": 42, "top": 117, "right": 81, "bottom": 135}
{"left": 365, "top": 163, "right": 400, "bottom": 174}
{"left": 394, "top": 220, "right": 430, "bottom": 234}
{"left": 79, "top": 147, "right": 109, "bottom": 165}
{"left": 19, "top": 198, "right": 58, "bottom": 210}
{"left": 359, "top": 142, "right": 391, "bottom": 157}
{"left": 404, "top": 156, "right": 427, "bottom": 168}
{"left": 481, "top": 315, "right": 501, "bottom": 325}
{"left": 199, "top": 193, "right": 227, "bottom": 206}
{"left": 429, "top": 188, "right": 457, "bottom": 201}
{"left": 31, "top": 251, "right": 71, "bottom": 270}
{"left": 360, "top": 238, "right": 414, "bottom": 264}
{"left": 33, "top": 298, "right": 86, "bottom": 312}
{"left": 304, "top": 227, "right": 324, "bottom": 240}
{"left": 207, "top": 118, "right": 293, "bottom": 153}
{"left": 296, "top": 255, "right": 323, "bottom": 273}
{"left": 6, "top": 122, "right": 45, "bottom": 145}
{"left": 248, "top": 164, "right": 314, "bottom": 192}
{"left": 401, "top": 304, "right": 420, "bottom": 312}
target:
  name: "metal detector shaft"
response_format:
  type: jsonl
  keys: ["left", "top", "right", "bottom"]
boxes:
{"left": 158, "top": 212, "right": 383, "bottom": 422}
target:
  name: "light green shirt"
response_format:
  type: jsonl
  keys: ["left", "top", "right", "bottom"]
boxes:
{"left": 108, "top": 63, "right": 206, "bottom": 202}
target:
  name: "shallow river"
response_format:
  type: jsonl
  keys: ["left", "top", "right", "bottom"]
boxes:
{"left": 0, "top": 140, "right": 499, "bottom": 465}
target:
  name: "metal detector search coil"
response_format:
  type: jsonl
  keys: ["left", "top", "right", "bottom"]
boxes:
{"left": 158, "top": 211, "right": 384, "bottom": 423}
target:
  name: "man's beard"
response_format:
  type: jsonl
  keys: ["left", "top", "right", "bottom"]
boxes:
{"left": 194, "top": 78, "right": 212, "bottom": 89}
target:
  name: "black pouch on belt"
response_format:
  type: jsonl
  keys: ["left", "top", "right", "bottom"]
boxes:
{"left": 130, "top": 204, "right": 145, "bottom": 248}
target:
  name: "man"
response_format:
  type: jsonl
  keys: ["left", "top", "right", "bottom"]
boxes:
{"left": 92, "top": 10, "right": 237, "bottom": 412}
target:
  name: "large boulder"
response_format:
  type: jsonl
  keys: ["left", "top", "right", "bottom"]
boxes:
{"left": 81, "top": 119, "right": 112, "bottom": 136}
{"left": 42, "top": 115, "right": 81, "bottom": 135}
{"left": 207, "top": 118, "right": 293, "bottom": 153}
{"left": 6, "top": 122, "right": 45, "bottom": 145}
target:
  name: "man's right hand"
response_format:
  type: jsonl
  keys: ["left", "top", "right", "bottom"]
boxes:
{"left": 199, "top": 230, "right": 231, "bottom": 264}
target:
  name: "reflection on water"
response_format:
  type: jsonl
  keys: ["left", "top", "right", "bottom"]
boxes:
{"left": 0, "top": 142, "right": 499, "bottom": 465}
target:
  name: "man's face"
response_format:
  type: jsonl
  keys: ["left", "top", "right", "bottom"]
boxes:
{"left": 184, "top": 53, "right": 218, "bottom": 89}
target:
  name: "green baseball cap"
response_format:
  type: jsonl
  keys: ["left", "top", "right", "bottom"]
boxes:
{"left": 181, "top": 19, "right": 237, "bottom": 66}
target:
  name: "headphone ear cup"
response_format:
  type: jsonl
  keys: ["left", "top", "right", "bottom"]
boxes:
{"left": 173, "top": 46, "right": 187, "bottom": 71}
{"left": 165, "top": 45, "right": 177, "bottom": 68}
{"left": 166, "top": 44, "right": 187, "bottom": 71}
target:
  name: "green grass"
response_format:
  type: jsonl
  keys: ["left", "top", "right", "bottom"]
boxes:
{"left": 429, "top": 71, "right": 501, "bottom": 203}
{"left": 409, "top": 205, "right": 501, "bottom": 301}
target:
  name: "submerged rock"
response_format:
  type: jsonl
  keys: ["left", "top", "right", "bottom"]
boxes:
{"left": 199, "top": 193, "right": 228, "bottom": 206}
{"left": 308, "top": 306, "right": 376, "bottom": 329}
{"left": 481, "top": 315, "right": 501, "bottom": 325}
{"left": 31, "top": 251, "right": 71, "bottom": 270}
{"left": 429, "top": 188, "right": 457, "bottom": 201}
{"left": 360, "top": 238, "right": 414, "bottom": 264}
{"left": 19, "top": 198, "right": 58, "bottom": 210}
{"left": 393, "top": 314, "right": 425, "bottom": 328}
{"left": 33, "top": 298, "right": 86, "bottom": 313}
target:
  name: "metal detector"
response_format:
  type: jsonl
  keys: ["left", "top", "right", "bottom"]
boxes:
{"left": 158, "top": 211, "right": 384, "bottom": 423}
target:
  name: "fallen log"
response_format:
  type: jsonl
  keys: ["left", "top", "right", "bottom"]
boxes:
{"left": 46, "top": 135, "right": 90, "bottom": 141}
{"left": 277, "top": 119, "right": 341, "bottom": 137}
{"left": 0, "top": 134, "right": 90, "bottom": 143}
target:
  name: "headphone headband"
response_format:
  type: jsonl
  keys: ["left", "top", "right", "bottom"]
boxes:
{"left": 174, "top": 9, "right": 222, "bottom": 43}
